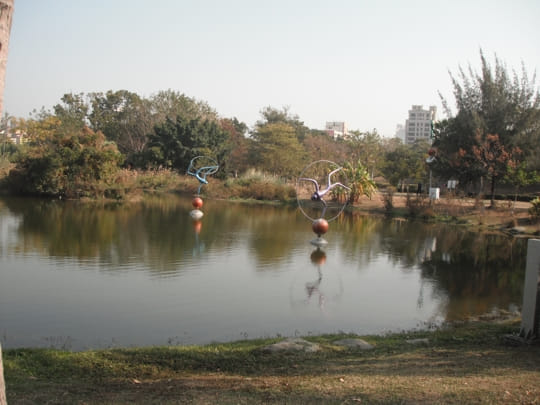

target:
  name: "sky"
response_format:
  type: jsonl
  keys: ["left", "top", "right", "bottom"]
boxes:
{"left": 4, "top": 0, "right": 540, "bottom": 138}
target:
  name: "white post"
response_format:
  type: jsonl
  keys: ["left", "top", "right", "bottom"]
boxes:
{"left": 0, "top": 343, "right": 6, "bottom": 405}
{"left": 520, "top": 239, "right": 540, "bottom": 339}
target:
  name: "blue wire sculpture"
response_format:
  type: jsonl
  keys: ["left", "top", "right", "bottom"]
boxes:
{"left": 187, "top": 156, "right": 219, "bottom": 195}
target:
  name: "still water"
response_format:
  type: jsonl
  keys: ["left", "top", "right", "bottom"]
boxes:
{"left": 0, "top": 195, "right": 528, "bottom": 350}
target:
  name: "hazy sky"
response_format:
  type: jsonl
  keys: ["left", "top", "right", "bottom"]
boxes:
{"left": 4, "top": 0, "right": 540, "bottom": 137}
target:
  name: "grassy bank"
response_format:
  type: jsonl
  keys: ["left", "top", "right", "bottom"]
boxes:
{"left": 3, "top": 319, "right": 539, "bottom": 404}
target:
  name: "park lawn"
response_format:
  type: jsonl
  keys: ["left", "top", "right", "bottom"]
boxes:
{"left": 3, "top": 319, "right": 540, "bottom": 404}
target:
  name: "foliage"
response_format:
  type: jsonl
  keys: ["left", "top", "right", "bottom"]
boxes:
{"left": 250, "top": 122, "right": 306, "bottom": 178}
{"left": 340, "top": 160, "right": 377, "bottom": 203}
{"left": 222, "top": 169, "right": 296, "bottom": 201}
{"left": 346, "top": 130, "right": 383, "bottom": 179}
{"left": 9, "top": 122, "right": 123, "bottom": 198}
{"left": 255, "top": 105, "right": 310, "bottom": 141}
{"left": 88, "top": 90, "right": 153, "bottom": 157}
{"left": 218, "top": 117, "right": 251, "bottom": 178}
{"left": 143, "top": 115, "right": 230, "bottom": 172}
{"left": 529, "top": 197, "right": 540, "bottom": 221}
{"left": 53, "top": 92, "right": 89, "bottom": 135}
{"left": 302, "top": 131, "right": 349, "bottom": 163}
{"left": 471, "top": 133, "right": 522, "bottom": 206}
{"left": 380, "top": 141, "right": 429, "bottom": 188}
{"left": 504, "top": 162, "right": 539, "bottom": 205}
{"left": 435, "top": 50, "right": 540, "bottom": 192}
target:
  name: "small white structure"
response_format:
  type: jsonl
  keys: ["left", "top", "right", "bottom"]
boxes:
{"left": 429, "top": 187, "right": 440, "bottom": 200}
{"left": 520, "top": 239, "right": 540, "bottom": 340}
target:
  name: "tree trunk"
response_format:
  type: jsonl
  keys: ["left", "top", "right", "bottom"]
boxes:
{"left": 0, "top": 343, "right": 6, "bottom": 405}
{"left": 490, "top": 176, "right": 496, "bottom": 207}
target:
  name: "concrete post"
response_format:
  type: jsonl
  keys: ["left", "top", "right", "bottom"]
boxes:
{"left": 0, "top": 344, "right": 6, "bottom": 405}
{"left": 520, "top": 239, "right": 540, "bottom": 340}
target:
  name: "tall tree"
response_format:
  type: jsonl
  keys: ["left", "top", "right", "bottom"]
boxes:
{"left": 88, "top": 90, "right": 153, "bottom": 158}
{"left": 53, "top": 92, "right": 89, "bottom": 135}
{"left": 146, "top": 116, "right": 229, "bottom": 172}
{"left": 347, "top": 130, "right": 383, "bottom": 179}
{"left": 302, "top": 131, "right": 349, "bottom": 164}
{"left": 250, "top": 122, "right": 306, "bottom": 177}
{"left": 219, "top": 117, "right": 250, "bottom": 177}
{"left": 149, "top": 89, "right": 219, "bottom": 123}
{"left": 380, "top": 141, "right": 428, "bottom": 189}
{"left": 435, "top": 50, "right": 540, "bottom": 191}
{"left": 255, "top": 106, "right": 310, "bottom": 142}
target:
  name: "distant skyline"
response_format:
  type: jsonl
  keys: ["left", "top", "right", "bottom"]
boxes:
{"left": 4, "top": 0, "right": 540, "bottom": 137}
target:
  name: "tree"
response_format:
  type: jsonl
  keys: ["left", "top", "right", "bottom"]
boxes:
{"left": 472, "top": 133, "right": 521, "bottom": 206}
{"left": 9, "top": 120, "right": 123, "bottom": 198}
{"left": 302, "top": 131, "right": 349, "bottom": 164}
{"left": 431, "top": 119, "right": 485, "bottom": 189}
{"left": 219, "top": 117, "right": 250, "bottom": 178}
{"left": 250, "top": 122, "right": 306, "bottom": 177}
{"left": 88, "top": 90, "right": 154, "bottom": 159}
{"left": 504, "top": 161, "right": 539, "bottom": 208}
{"left": 255, "top": 106, "right": 310, "bottom": 142}
{"left": 149, "top": 89, "right": 219, "bottom": 123}
{"left": 347, "top": 130, "right": 383, "bottom": 179}
{"left": 53, "top": 92, "right": 89, "bottom": 135}
{"left": 435, "top": 50, "right": 540, "bottom": 191}
{"left": 380, "top": 142, "right": 428, "bottom": 190}
{"left": 146, "top": 116, "right": 230, "bottom": 172}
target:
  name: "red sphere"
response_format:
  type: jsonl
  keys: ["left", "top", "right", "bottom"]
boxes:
{"left": 192, "top": 197, "right": 203, "bottom": 209}
{"left": 312, "top": 218, "right": 329, "bottom": 236}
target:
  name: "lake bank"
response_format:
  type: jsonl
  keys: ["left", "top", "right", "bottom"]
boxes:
{"left": 347, "top": 191, "right": 540, "bottom": 237}
{"left": 3, "top": 319, "right": 539, "bottom": 404}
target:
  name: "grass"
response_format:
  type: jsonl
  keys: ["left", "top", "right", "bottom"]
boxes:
{"left": 3, "top": 319, "right": 540, "bottom": 404}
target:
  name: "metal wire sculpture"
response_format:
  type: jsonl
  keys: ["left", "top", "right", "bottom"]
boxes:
{"left": 187, "top": 156, "right": 219, "bottom": 195}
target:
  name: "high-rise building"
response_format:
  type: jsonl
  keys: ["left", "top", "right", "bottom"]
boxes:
{"left": 404, "top": 105, "right": 436, "bottom": 145}
{"left": 0, "top": 0, "right": 14, "bottom": 116}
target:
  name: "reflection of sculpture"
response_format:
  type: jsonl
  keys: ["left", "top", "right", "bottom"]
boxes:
{"left": 306, "top": 248, "right": 327, "bottom": 309}
{"left": 299, "top": 167, "right": 350, "bottom": 218}
{"left": 192, "top": 219, "right": 205, "bottom": 256}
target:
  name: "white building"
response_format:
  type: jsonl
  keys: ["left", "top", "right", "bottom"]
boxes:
{"left": 394, "top": 124, "right": 405, "bottom": 141}
{"left": 404, "top": 105, "right": 436, "bottom": 145}
{"left": 325, "top": 121, "right": 348, "bottom": 138}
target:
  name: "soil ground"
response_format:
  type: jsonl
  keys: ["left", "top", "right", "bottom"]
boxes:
{"left": 352, "top": 191, "right": 539, "bottom": 236}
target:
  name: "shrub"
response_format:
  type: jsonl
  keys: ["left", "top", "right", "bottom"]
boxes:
{"left": 529, "top": 197, "right": 540, "bottom": 222}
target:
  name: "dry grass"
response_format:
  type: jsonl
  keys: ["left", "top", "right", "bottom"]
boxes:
{"left": 4, "top": 320, "right": 540, "bottom": 404}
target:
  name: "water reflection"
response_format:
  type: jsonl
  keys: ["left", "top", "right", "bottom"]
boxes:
{"left": 0, "top": 195, "right": 528, "bottom": 349}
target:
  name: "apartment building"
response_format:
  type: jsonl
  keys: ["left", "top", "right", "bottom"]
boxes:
{"left": 325, "top": 121, "right": 348, "bottom": 138}
{"left": 404, "top": 105, "right": 436, "bottom": 145}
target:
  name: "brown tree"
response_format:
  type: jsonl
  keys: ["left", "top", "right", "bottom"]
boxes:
{"left": 472, "top": 133, "right": 521, "bottom": 206}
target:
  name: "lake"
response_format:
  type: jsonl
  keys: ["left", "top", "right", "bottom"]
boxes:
{"left": 0, "top": 195, "right": 528, "bottom": 350}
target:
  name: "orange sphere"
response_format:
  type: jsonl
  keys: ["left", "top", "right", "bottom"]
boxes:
{"left": 192, "top": 197, "right": 203, "bottom": 209}
{"left": 192, "top": 219, "right": 202, "bottom": 234}
{"left": 312, "top": 218, "right": 329, "bottom": 236}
